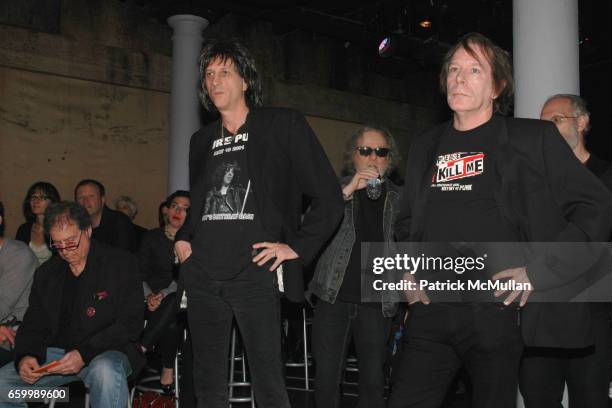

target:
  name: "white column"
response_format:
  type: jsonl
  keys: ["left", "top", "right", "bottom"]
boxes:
{"left": 167, "top": 15, "right": 209, "bottom": 193}
{"left": 514, "top": 4, "right": 578, "bottom": 406}
{"left": 513, "top": 0, "right": 579, "bottom": 119}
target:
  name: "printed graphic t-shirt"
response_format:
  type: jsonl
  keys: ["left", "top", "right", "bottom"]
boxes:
{"left": 423, "top": 117, "right": 517, "bottom": 243}
{"left": 191, "top": 121, "right": 270, "bottom": 280}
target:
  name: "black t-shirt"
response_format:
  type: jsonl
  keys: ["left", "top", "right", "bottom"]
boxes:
{"left": 421, "top": 117, "right": 520, "bottom": 301}
{"left": 191, "top": 121, "right": 270, "bottom": 280}
{"left": 49, "top": 267, "right": 80, "bottom": 350}
{"left": 423, "top": 117, "right": 516, "bottom": 243}
{"left": 338, "top": 185, "right": 386, "bottom": 304}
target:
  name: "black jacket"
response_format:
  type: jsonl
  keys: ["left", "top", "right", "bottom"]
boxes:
{"left": 15, "top": 221, "right": 53, "bottom": 253}
{"left": 14, "top": 240, "right": 145, "bottom": 373}
{"left": 93, "top": 206, "right": 138, "bottom": 253}
{"left": 395, "top": 115, "right": 612, "bottom": 348}
{"left": 138, "top": 228, "right": 176, "bottom": 293}
{"left": 586, "top": 154, "right": 612, "bottom": 191}
{"left": 176, "top": 107, "right": 344, "bottom": 301}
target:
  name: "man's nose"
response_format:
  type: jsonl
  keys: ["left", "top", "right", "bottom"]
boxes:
{"left": 455, "top": 69, "right": 465, "bottom": 84}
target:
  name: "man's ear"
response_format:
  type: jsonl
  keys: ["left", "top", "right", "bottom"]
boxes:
{"left": 492, "top": 80, "right": 506, "bottom": 100}
{"left": 85, "top": 226, "right": 93, "bottom": 238}
{"left": 576, "top": 115, "right": 589, "bottom": 134}
{"left": 0, "top": 215, "right": 3, "bottom": 227}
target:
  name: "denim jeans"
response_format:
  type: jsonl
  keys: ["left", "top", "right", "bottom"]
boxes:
{"left": 0, "top": 347, "right": 131, "bottom": 407}
{"left": 312, "top": 299, "right": 391, "bottom": 408}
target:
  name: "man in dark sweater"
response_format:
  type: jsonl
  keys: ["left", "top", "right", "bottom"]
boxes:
{"left": 0, "top": 201, "right": 144, "bottom": 407}
{"left": 74, "top": 179, "right": 137, "bottom": 252}
{"left": 174, "top": 40, "right": 343, "bottom": 407}
{"left": 519, "top": 94, "right": 612, "bottom": 407}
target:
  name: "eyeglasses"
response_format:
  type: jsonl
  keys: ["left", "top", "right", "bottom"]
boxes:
{"left": 51, "top": 230, "right": 83, "bottom": 252}
{"left": 356, "top": 146, "right": 390, "bottom": 158}
{"left": 169, "top": 203, "right": 190, "bottom": 213}
{"left": 550, "top": 115, "right": 578, "bottom": 125}
{"left": 29, "top": 194, "right": 50, "bottom": 202}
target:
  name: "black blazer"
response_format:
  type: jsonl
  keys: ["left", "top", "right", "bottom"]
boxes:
{"left": 176, "top": 107, "right": 344, "bottom": 301}
{"left": 14, "top": 240, "right": 145, "bottom": 373}
{"left": 396, "top": 115, "right": 612, "bottom": 348}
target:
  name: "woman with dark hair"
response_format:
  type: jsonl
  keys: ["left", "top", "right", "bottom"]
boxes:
{"left": 138, "top": 190, "right": 190, "bottom": 394}
{"left": 308, "top": 125, "right": 402, "bottom": 408}
{"left": 16, "top": 181, "right": 61, "bottom": 265}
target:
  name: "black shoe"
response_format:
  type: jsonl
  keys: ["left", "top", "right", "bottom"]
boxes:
{"left": 160, "top": 383, "right": 175, "bottom": 396}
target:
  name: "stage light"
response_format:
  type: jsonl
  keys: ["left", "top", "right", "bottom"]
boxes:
{"left": 419, "top": 19, "right": 432, "bottom": 28}
{"left": 378, "top": 36, "right": 396, "bottom": 58}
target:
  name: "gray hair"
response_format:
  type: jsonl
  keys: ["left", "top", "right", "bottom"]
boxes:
{"left": 114, "top": 195, "right": 138, "bottom": 219}
{"left": 341, "top": 125, "right": 401, "bottom": 177}
{"left": 545, "top": 94, "right": 591, "bottom": 133}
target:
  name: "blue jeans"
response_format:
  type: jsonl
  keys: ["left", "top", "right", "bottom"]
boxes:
{"left": 0, "top": 347, "right": 131, "bottom": 407}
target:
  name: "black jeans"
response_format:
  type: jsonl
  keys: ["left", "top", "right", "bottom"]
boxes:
{"left": 519, "top": 311, "right": 611, "bottom": 408}
{"left": 388, "top": 303, "right": 523, "bottom": 408}
{"left": 142, "top": 292, "right": 181, "bottom": 368}
{"left": 312, "top": 299, "right": 391, "bottom": 408}
{"left": 183, "top": 258, "right": 290, "bottom": 408}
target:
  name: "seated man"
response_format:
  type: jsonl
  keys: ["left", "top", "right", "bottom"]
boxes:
{"left": 0, "top": 201, "right": 144, "bottom": 407}
{"left": 74, "top": 179, "right": 137, "bottom": 252}
{"left": 0, "top": 201, "right": 38, "bottom": 366}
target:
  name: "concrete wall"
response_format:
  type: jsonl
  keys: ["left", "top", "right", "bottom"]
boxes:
{"left": 0, "top": 0, "right": 446, "bottom": 236}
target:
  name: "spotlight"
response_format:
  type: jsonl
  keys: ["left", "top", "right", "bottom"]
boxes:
{"left": 378, "top": 35, "right": 396, "bottom": 58}
{"left": 419, "top": 19, "right": 432, "bottom": 28}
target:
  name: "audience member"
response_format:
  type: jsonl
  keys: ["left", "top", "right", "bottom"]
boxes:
{"left": 0, "top": 202, "right": 38, "bottom": 366}
{"left": 15, "top": 182, "right": 60, "bottom": 265}
{"left": 74, "top": 179, "right": 137, "bottom": 252}
{"left": 139, "top": 190, "right": 190, "bottom": 395}
{"left": 0, "top": 201, "right": 144, "bottom": 407}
